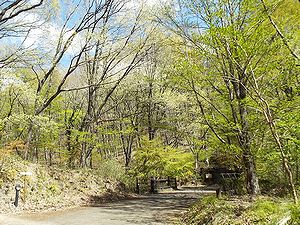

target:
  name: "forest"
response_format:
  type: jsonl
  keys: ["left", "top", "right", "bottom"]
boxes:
{"left": 0, "top": 0, "right": 299, "bottom": 224}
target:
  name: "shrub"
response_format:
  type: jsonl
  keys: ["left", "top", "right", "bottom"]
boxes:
{"left": 183, "top": 196, "right": 292, "bottom": 225}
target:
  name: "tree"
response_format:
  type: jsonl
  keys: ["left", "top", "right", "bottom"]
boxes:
{"left": 131, "top": 137, "right": 194, "bottom": 180}
{"left": 17, "top": 0, "right": 152, "bottom": 162}
{"left": 161, "top": 0, "right": 264, "bottom": 195}
{"left": 160, "top": 0, "right": 300, "bottom": 199}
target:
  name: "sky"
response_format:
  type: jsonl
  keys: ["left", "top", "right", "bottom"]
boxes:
{"left": 26, "top": 0, "right": 170, "bottom": 62}
{"left": 24, "top": 1, "right": 155, "bottom": 44}
{"left": 0, "top": 0, "right": 172, "bottom": 70}
{"left": 0, "top": 0, "right": 174, "bottom": 89}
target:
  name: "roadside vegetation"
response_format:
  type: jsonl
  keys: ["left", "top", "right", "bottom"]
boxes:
{"left": 183, "top": 196, "right": 300, "bottom": 225}
{"left": 0, "top": 152, "right": 131, "bottom": 213}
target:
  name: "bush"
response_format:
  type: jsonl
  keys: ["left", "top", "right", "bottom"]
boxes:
{"left": 96, "top": 159, "right": 126, "bottom": 182}
{"left": 131, "top": 137, "right": 194, "bottom": 180}
{"left": 182, "top": 196, "right": 235, "bottom": 225}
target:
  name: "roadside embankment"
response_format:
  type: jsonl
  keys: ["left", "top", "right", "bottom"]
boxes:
{"left": 0, "top": 156, "right": 133, "bottom": 214}
{"left": 182, "top": 195, "right": 300, "bottom": 225}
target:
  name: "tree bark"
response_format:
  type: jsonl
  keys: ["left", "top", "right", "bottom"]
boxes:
{"left": 239, "top": 96, "right": 260, "bottom": 195}
{"left": 262, "top": 100, "right": 298, "bottom": 203}
{"left": 250, "top": 74, "right": 298, "bottom": 203}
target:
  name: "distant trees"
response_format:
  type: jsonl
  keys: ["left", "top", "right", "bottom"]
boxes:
{"left": 1, "top": 0, "right": 154, "bottom": 164}
{"left": 0, "top": 1, "right": 143, "bottom": 159}
{"left": 161, "top": 0, "right": 263, "bottom": 195}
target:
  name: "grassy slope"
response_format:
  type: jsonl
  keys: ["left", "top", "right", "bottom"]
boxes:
{"left": 182, "top": 195, "right": 300, "bottom": 225}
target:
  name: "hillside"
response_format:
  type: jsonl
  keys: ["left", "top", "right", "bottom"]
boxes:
{"left": 0, "top": 155, "right": 130, "bottom": 214}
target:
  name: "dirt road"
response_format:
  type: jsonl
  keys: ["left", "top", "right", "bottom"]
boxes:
{"left": 0, "top": 191, "right": 205, "bottom": 225}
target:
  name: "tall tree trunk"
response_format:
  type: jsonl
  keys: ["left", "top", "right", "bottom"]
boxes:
{"left": 237, "top": 73, "right": 260, "bottom": 195}
{"left": 147, "top": 81, "right": 155, "bottom": 141}
{"left": 261, "top": 98, "right": 298, "bottom": 203}
{"left": 251, "top": 75, "right": 298, "bottom": 203}
{"left": 242, "top": 146, "right": 260, "bottom": 195}
{"left": 80, "top": 84, "right": 95, "bottom": 168}
{"left": 25, "top": 122, "right": 34, "bottom": 160}
{"left": 121, "top": 133, "right": 134, "bottom": 168}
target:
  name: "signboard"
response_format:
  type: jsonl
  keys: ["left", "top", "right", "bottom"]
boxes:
{"left": 20, "top": 172, "right": 33, "bottom": 176}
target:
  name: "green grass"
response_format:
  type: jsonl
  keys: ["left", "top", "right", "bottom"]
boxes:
{"left": 182, "top": 196, "right": 296, "bottom": 225}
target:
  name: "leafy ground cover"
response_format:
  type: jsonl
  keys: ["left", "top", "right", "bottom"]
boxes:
{"left": 182, "top": 195, "right": 300, "bottom": 225}
{"left": 0, "top": 155, "right": 131, "bottom": 214}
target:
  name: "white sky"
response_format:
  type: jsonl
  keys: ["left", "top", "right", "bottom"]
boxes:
{"left": 22, "top": 0, "right": 169, "bottom": 49}
{"left": 13, "top": 0, "right": 172, "bottom": 67}
{"left": 126, "top": 0, "right": 171, "bottom": 9}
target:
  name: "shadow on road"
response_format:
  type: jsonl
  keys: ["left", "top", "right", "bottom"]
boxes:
{"left": 91, "top": 193, "right": 199, "bottom": 213}
{"left": 4, "top": 190, "right": 206, "bottom": 225}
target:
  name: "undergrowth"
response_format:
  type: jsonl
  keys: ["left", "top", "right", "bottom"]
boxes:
{"left": 182, "top": 195, "right": 299, "bottom": 225}
{"left": 0, "top": 154, "right": 130, "bottom": 213}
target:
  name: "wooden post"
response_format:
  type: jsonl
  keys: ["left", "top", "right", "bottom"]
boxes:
{"left": 167, "top": 177, "right": 170, "bottom": 187}
{"left": 174, "top": 177, "right": 178, "bottom": 190}
{"left": 136, "top": 177, "right": 140, "bottom": 194}
{"left": 14, "top": 184, "right": 21, "bottom": 207}
{"left": 150, "top": 177, "right": 157, "bottom": 193}
{"left": 216, "top": 186, "right": 221, "bottom": 198}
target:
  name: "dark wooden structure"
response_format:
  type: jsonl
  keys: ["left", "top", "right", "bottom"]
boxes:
{"left": 135, "top": 177, "right": 178, "bottom": 194}
{"left": 150, "top": 177, "right": 177, "bottom": 193}
{"left": 202, "top": 167, "right": 242, "bottom": 195}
